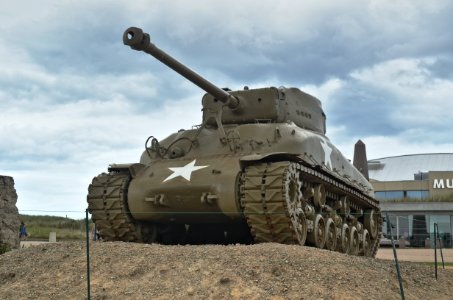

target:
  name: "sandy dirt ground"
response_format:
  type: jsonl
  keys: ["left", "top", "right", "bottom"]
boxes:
{"left": 376, "top": 247, "right": 453, "bottom": 263}
{"left": 1, "top": 242, "right": 453, "bottom": 299}
{"left": 20, "top": 241, "right": 453, "bottom": 261}
{"left": 19, "top": 241, "right": 54, "bottom": 248}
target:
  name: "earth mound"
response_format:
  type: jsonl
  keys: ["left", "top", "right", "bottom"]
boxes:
{"left": 1, "top": 242, "right": 452, "bottom": 299}
{"left": 0, "top": 176, "right": 20, "bottom": 250}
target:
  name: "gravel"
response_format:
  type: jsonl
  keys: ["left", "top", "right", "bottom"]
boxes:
{"left": 1, "top": 242, "right": 452, "bottom": 299}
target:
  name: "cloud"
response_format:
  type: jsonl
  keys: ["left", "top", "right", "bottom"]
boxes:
{"left": 349, "top": 58, "right": 453, "bottom": 136}
{"left": 314, "top": 56, "right": 453, "bottom": 159}
{"left": 2, "top": 95, "right": 202, "bottom": 218}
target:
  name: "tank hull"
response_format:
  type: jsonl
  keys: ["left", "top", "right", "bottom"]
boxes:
{"left": 139, "top": 122, "right": 373, "bottom": 197}
{"left": 88, "top": 123, "right": 381, "bottom": 255}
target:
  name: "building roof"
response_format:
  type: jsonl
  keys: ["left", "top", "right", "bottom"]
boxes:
{"left": 368, "top": 153, "right": 453, "bottom": 181}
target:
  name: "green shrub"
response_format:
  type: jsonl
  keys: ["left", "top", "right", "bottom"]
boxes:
{"left": 0, "top": 242, "right": 11, "bottom": 255}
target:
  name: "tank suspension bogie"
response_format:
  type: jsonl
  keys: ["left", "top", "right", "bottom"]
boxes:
{"left": 303, "top": 204, "right": 316, "bottom": 220}
{"left": 299, "top": 166, "right": 381, "bottom": 256}
{"left": 349, "top": 226, "right": 360, "bottom": 256}
{"left": 338, "top": 196, "right": 351, "bottom": 217}
{"left": 361, "top": 229, "right": 372, "bottom": 256}
{"left": 364, "top": 209, "right": 379, "bottom": 239}
{"left": 312, "top": 184, "right": 326, "bottom": 207}
{"left": 338, "top": 224, "right": 351, "bottom": 254}
{"left": 324, "top": 218, "right": 337, "bottom": 251}
{"left": 307, "top": 214, "right": 326, "bottom": 248}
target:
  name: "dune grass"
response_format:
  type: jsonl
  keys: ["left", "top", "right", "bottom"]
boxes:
{"left": 19, "top": 214, "right": 90, "bottom": 240}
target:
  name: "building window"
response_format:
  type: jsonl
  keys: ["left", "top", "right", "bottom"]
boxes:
{"left": 374, "top": 191, "right": 386, "bottom": 200}
{"left": 374, "top": 191, "right": 404, "bottom": 200}
{"left": 429, "top": 215, "right": 452, "bottom": 248}
{"left": 406, "top": 190, "right": 429, "bottom": 199}
{"left": 414, "top": 172, "right": 429, "bottom": 180}
{"left": 374, "top": 190, "right": 429, "bottom": 201}
{"left": 382, "top": 213, "right": 453, "bottom": 248}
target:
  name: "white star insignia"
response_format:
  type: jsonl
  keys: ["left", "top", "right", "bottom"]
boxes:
{"left": 163, "top": 159, "right": 209, "bottom": 182}
{"left": 320, "top": 139, "right": 333, "bottom": 170}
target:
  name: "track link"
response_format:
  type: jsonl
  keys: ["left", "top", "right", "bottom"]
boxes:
{"left": 87, "top": 172, "right": 141, "bottom": 242}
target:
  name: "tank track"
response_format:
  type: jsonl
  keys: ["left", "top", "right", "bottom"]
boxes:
{"left": 241, "top": 161, "right": 381, "bottom": 257}
{"left": 87, "top": 172, "right": 141, "bottom": 242}
{"left": 241, "top": 162, "right": 299, "bottom": 244}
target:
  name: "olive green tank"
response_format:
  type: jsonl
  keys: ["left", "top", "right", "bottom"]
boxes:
{"left": 87, "top": 27, "right": 382, "bottom": 256}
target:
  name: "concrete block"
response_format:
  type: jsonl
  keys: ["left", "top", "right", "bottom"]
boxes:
{"left": 49, "top": 232, "right": 57, "bottom": 243}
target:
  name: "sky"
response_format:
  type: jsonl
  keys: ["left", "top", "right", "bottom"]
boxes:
{"left": 1, "top": 0, "right": 453, "bottom": 218}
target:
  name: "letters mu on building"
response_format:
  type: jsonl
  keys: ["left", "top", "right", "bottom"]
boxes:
{"left": 368, "top": 153, "right": 453, "bottom": 248}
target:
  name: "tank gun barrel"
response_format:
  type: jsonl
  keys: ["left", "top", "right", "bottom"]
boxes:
{"left": 123, "top": 27, "right": 239, "bottom": 109}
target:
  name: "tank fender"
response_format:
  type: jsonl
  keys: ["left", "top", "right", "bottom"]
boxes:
{"left": 109, "top": 163, "right": 146, "bottom": 178}
{"left": 239, "top": 152, "right": 300, "bottom": 168}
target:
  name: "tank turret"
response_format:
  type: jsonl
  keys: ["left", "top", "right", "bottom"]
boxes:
{"left": 87, "top": 27, "right": 381, "bottom": 257}
{"left": 123, "top": 27, "right": 326, "bottom": 134}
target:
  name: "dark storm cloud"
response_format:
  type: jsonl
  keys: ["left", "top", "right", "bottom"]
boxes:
{"left": 326, "top": 84, "right": 399, "bottom": 137}
{"left": 3, "top": 0, "right": 452, "bottom": 105}
{"left": 121, "top": 0, "right": 453, "bottom": 85}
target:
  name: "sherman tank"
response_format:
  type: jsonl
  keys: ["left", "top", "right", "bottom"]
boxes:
{"left": 87, "top": 27, "right": 382, "bottom": 256}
